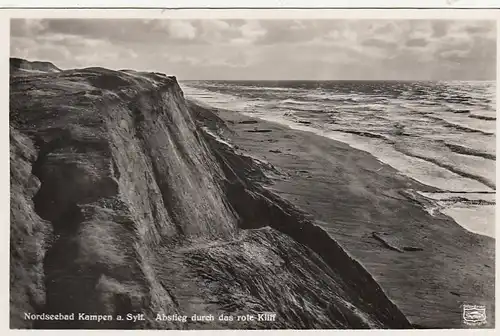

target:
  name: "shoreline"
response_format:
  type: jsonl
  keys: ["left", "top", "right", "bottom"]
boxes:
{"left": 252, "top": 119, "right": 495, "bottom": 239}
{"left": 189, "top": 96, "right": 495, "bottom": 239}
{"left": 190, "top": 100, "right": 495, "bottom": 328}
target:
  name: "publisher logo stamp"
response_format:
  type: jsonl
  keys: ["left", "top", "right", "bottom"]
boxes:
{"left": 462, "top": 304, "right": 487, "bottom": 326}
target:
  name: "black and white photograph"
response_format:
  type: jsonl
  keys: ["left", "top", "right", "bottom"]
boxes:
{"left": 8, "top": 11, "right": 496, "bottom": 330}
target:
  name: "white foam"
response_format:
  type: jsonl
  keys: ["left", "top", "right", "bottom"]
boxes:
{"left": 440, "top": 205, "right": 495, "bottom": 238}
{"left": 414, "top": 191, "right": 495, "bottom": 238}
{"left": 441, "top": 135, "right": 496, "bottom": 158}
{"left": 433, "top": 113, "right": 496, "bottom": 135}
{"left": 395, "top": 137, "right": 496, "bottom": 188}
{"left": 418, "top": 191, "right": 496, "bottom": 203}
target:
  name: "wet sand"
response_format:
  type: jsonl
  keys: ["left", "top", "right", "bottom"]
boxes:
{"left": 192, "top": 102, "right": 495, "bottom": 329}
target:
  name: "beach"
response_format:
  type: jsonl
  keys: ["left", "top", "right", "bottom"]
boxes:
{"left": 190, "top": 100, "right": 495, "bottom": 328}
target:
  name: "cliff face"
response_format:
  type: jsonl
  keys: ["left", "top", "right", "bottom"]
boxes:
{"left": 10, "top": 59, "right": 411, "bottom": 329}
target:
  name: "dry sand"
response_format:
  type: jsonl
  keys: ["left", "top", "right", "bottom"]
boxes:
{"left": 194, "top": 103, "right": 495, "bottom": 329}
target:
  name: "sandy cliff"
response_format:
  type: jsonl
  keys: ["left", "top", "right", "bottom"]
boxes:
{"left": 9, "top": 58, "right": 413, "bottom": 329}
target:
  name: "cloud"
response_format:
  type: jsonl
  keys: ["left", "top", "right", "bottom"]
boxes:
{"left": 465, "top": 25, "right": 492, "bottom": 35}
{"left": 438, "top": 49, "right": 470, "bottom": 62}
{"left": 229, "top": 21, "right": 267, "bottom": 45}
{"left": 38, "top": 33, "right": 108, "bottom": 48}
{"left": 406, "top": 38, "right": 429, "bottom": 47}
{"left": 9, "top": 18, "right": 496, "bottom": 80}
{"left": 195, "top": 20, "right": 233, "bottom": 42}
{"left": 362, "top": 38, "right": 397, "bottom": 49}
{"left": 159, "top": 20, "right": 197, "bottom": 40}
{"left": 251, "top": 20, "right": 317, "bottom": 45}
{"left": 11, "top": 19, "right": 47, "bottom": 36}
{"left": 432, "top": 21, "right": 449, "bottom": 38}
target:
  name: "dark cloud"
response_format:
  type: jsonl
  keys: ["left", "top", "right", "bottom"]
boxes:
{"left": 10, "top": 19, "right": 30, "bottom": 36}
{"left": 192, "top": 20, "right": 242, "bottom": 43}
{"left": 470, "top": 35, "right": 497, "bottom": 63}
{"left": 465, "top": 22, "right": 496, "bottom": 35}
{"left": 438, "top": 50, "right": 468, "bottom": 63}
{"left": 406, "top": 38, "right": 429, "bottom": 47}
{"left": 432, "top": 21, "right": 449, "bottom": 38}
{"left": 12, "top": 19, "right": 247, "bottom": 46}
{"left": 253, "top": 20, "right": 313, "bottom": 45}
{"left": 253, "top": 20, "right": 348, "bottom": 45}
{"left": 373, "top": 22, "right": 398, "bottom": 35}
{"left": 45, "top": 19, "right": 147, "bottom": 42}
{"left": 362, "top": 38, "right": 397, "bottom": 49}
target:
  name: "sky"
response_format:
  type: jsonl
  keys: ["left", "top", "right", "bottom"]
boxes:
{"left": 10, "top": 18, "right": 497, "bottom": 80}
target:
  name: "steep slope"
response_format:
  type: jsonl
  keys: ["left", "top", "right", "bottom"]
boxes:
{"left": 10, "top": 59, "right": 411, "bottom": 329}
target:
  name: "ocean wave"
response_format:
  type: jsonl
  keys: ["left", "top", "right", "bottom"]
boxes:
{"left": 424, "top": 190, "right": 496, "bottom": 195}
{"left": 304, "top": 93, "right": 367, "bottom": 104}
{"left": 469, "top": 114, "right": 496, "bottom": 121}
{"left": 445, "top": 108, "right": 470, "bottom": 114}
{"left": 242, "top": 86, "right": 301, "bottom": 92}
{"left": 338, "top": 130, "right": 391, "bottom": 141}
{"left": 440, "top": 197, "right": 495, "bottom": 206}
{"left": 395, "top": 148, "right": 496, "bottom": 190}
{"left": 280, "top": 98, "right": 311, "bottom": 105}
{"left": 327, "top": 97, "right": 362, "bottom": 104}
{"left": 443, "top": 98, "right": 476, "bottom": 106}
{"left": 444, "top": 142, "right": 495, "bottom": 160}
{"left": 418, "top": 191, "right": 496, "bottom": 203}
{"left": 426, "top": 115, "right": 495, "bottom": 136}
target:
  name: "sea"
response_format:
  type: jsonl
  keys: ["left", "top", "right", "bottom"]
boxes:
{"left": 180, "top": 80, "right": 496, "bottom": 238}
